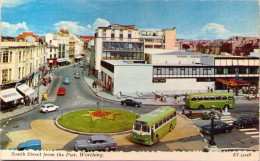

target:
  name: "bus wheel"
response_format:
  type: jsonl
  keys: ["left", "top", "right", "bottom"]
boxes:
{"left": 198, "top": 105, "right": 204, "bottom": 110}
{"left": 169, "top": 124, "right": 173, "bottom": 132}
{"left": 154, "top": 135, "right": 159, "bottom": 144}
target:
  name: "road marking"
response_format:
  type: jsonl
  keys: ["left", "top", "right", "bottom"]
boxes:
{"left": 239, "top": 128, "right": 258, "bottom": 131}
{"left": 251, "top": 135, "right": 259, "bottom": 138}
{"left": 204, "top": 139, "right": 207, "bottom": 143}
{"left": 200, "top": 134, "right": 203, "bottom": 137}
{"left": 245, "top": 131, "right": 259, "bottom": 135}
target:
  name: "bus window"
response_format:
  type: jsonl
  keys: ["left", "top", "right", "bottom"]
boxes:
{"left": 163, "top": 118, "right": 167, "bottom": 124}
{"left": 216, "top": 96, "right": 221, "bottom": 100}
{"left": 221, "top": 96, "right": 227, "bottom": 100}
{"left": 191, "top": 97, "right": 197, "bottom": 101}
{"left": 198, "top": 97, "right": 203, "bottom": 100}
{"left": 134, "top": 124, "right": 141, "bottom": 130}
{"left": 142, "top": 126, "right": 150, "bottom": 132}
{"left": 228, "top": 96, "right": 234, "bottom": 100}
{"left": 166, "top": 116, "right": 169, "bottom": 121}
{"left": 159, "top": 120, "right": 163, "bottom": 126}
{"left": 204, "top": 97, "right": 209, "bottom": 100}
{"left": 209, "top": 96, "right": 215, "bottom": 100}
{"left": 174, "top": 112, "right": 176, "bottom": 116}
{"left": 155, "top": 123, "right": 158, "bottom": 129}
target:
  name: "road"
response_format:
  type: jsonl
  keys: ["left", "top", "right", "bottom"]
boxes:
{"left": 1, "top": 65, "right": 259, "bottom": 151}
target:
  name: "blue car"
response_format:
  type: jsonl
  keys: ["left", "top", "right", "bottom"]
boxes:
{"left": 9, "top": 140, "right": 41, "bottom": 151}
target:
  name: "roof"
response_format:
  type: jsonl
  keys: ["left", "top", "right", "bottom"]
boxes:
{"left": 90, "top": 135, "right": 108, "bottom": 141}
{"left": 188, "top": 92, "right": 233, "bottom": 97}
{"left": 147, "top": 50, "right": 218, "bottom": 57}
{"left": 136, "top": 106, "right": 176, "bottom": 126}
{"left": 43, "top": 103, "right": 54, "bottom": 106}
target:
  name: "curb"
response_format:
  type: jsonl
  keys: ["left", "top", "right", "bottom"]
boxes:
{"left": 0, "top": 75, "right": 56, "bottom": 121}
{"left": 54, "top": 110, "right": 133, "bottom": 136}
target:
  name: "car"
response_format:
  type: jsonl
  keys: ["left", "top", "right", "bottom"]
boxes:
{"left": 233, "top": 116, "right": 259, "bottom": 129}
{"left": 57, "top": 87, "right": 66, "bottom": 95}
{"left": 74, "top": 135, "right": 117, "bottom": 152}
{"left": 121, "top": 99, "right": 142, "bottom": 107}
{"left": 40, "top": 103, "right": 59, "bottom": 113}
{"left": 9, "top": 140, "right": 41, "bottom": 151}
{"left": 75, "top": 70, "right": 80, "bottom": 75}
{"left": 201, "top": 121, "right": 233, "bottom": 134}
{"left": 63, "top": 78, "right": 70, "bottom": 85}
{"left": 75, "top": 73, "right": 81, "bottom": 79}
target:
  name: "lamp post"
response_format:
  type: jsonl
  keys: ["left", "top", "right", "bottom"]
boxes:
{"left": 235, "top": 69, "right": 239, "bottom": 96}
{"left": 209, "top": 105, "right": 216, "bottom": 146}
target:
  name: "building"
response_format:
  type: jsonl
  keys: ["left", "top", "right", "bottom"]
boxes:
{"left": 0, "top": 42, "right": 45, "bottom": 87}
{"left": 94, "top": 24, "right": 144, "bottom": 78}
{"left": 17, "top": 32, "right": 40, "bottom": 42}
{"left": 80, "top": 36, "right": 95, "bottom": 51}
{"left": 140, "top": 27, "right": 176, "bottom": 50}
{"left": 100, "top": 50, "right": 259, "bottom": 95}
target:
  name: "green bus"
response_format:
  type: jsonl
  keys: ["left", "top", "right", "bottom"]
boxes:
{"left": 132, "top": 106, "right": 177, "bottom": 145}
{"left": 185, "top": 92, "right": 235, "bottom": 110}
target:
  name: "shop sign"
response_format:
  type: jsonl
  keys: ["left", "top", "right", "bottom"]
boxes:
{"left": 153, "top": 78, "right": 166, "bottom": 83}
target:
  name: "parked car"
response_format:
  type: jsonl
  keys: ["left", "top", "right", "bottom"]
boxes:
{"left": 233, "top": 116, "right": 259, "bottom": 129}
{"left": 75, "top": 70, "right": 80, "bottom": 75}
{"left": 201, "top": 121, "right": 233, "bottom": 134}
{"left": 75, "top": 73, "right": 81, "bottom": 79}
{"left": 121, "top": 99, "right": 142, "bottom": 107}
{"left": 74, "top": 135, "right": 117, "bottom": 152}
{"left": 63, "top": 78, "right": 70, "bottom": 85}
{"left": 9, "top": 140, "right": 41, "bottom": 151}
{"left": 57, "top": 87, "right": 66, "bottom": 95}
{"left": 40, "top": 103, "right": 59, "bottom": 113}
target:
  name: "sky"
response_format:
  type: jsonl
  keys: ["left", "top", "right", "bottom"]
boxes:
{"left": 1, "top": 0, "right": 259, "bottom": 40}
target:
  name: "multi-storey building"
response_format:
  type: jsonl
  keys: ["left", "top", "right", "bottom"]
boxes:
{"left": 94, "top": 24, "right": 144, "bottom": 78}
{"left": 140, "top": 27, "right": 176, "bottom": 50}
{"left": 0, "top": 42, "right": 45, "bottom": 87}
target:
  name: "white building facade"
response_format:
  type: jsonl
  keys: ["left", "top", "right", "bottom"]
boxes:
{"left": 101, "top": 51, "right": 259, "bottom": 95}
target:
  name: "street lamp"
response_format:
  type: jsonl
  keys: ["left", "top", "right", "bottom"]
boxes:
{"left": 209, "top": 105, "right": 216, "bottom": 146}
{"left": 235, "top": 68, "right": 239, "bottom": 96}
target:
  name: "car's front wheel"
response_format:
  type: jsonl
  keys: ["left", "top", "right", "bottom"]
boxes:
{"left": 104, "top": 147, "right": 110, "bottom": 151}
{"left": 123, "top": 103, "right": 126, "bottom": 106}
{"left": 135, "top": 104, "right": 138, "bottom": 107}
{"left": 55, "top": 108, "right": 58, "bottom": 111}
{"left": 81, "top": 148, "right": 87, "bottom": 152}
{"left": 45, "top": 110, "right": 48, "bottom": 113}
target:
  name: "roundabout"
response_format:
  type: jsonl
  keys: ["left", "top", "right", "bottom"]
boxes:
{"left": 56, "top": 109, "right": 137, "bottom": 134}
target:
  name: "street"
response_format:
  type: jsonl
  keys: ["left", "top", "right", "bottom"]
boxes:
{"left": 1, "top": 65, "right": 259, "bottom": 151}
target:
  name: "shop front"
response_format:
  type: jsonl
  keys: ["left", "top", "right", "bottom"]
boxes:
{"left": 0, "top": 88, "right": 23, "bottom": 111}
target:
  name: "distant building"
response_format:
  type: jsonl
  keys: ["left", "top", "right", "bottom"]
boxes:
{"left": 80, "top": 36, "right": 94, "bottom": 51}
{"left": 140, "top": 27, "right": 176, "bottom": 50}
{"left": 17, "top": 32, "right": 39, "bottom": 42}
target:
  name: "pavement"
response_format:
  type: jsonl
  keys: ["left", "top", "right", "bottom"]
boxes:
{"left": 1, "top": 65, "right": 258, "bottom": 121}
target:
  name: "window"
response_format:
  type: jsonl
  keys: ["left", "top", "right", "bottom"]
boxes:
{"left": 228, "top": 96, "right": 234, "bottom": 100}
{"left": 169, "top": 68, "right": 173, "bottom": 75}
{"left": 111, "top": 30, "right": 115, "bottom": 40}
{"left": 204, "top": 97, "right": 209, "bottom": 100}
{"left": 157, "top": 68, "right": 162, "bottom": 75}
{"left": 198, "top": 97, "right": 203, "bottom": 100}
{"left": 191, "top": 97, "right": 197, "bottom": 101}
{"left": 120, "top": 30, "right": 123, "bottom": 40}
{"left": 155, "top": 123, "right": 159, "bottom": 129}
{"left": 2, "top": 69, "right": 8, "bottom": 83}
{"left": 216, "top": 96, "right": 221, "bottom": 100}
{"left": 50, "top": 48, "right": 52, "bottom": 52}
{"left": 9, "top": 69, "right": 12, "bottom": 80}
{"left": 19, "top": 52, "right": 22, "bottom": 63}
{"left": 159, "top": 120, "right": 163, "bottom": 126}
{"left": 209, "top": 96, "right": 216, "bottom": 100}
{"left": 221, "top": 96, "right": 227, "bottom": 100}
{"left": 134, "top": 124, "right": 141, "bottom": 130}
{"left": 163, "top": 118, "right": 167, "bottom": 124}
{"left": 3, "top": 51, "right": 8, "bottom": 63}
{"left": 50, "top": 40, "right": 52, "bottom": 43}
{"left": 142, "top": 126, "right": 150, "bottom": 132}
{"left": 18, "top": 68, "right": 21, "bottom": 79}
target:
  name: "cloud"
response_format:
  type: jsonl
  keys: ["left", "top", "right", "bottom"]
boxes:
{"left": 53, "top": 18, "right": 110, "bottom": 35}
{"left": 2, "top": 0, "right": 33, "bottom": 8}
{"left": 1, "top": 22, "right": 29, "bottom": 36}
{"left": 198, "top": 23, "right": 230, "bottom": 40}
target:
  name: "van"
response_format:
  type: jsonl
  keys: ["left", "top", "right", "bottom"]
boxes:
{"left": 9, "top": 140, "right": 41, "bottom": 151}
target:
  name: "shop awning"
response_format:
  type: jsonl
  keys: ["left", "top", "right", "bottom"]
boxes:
{"left": 0, "top": 88, "right": 23, "bottom": 103}
{"left": 216, "top": 79, "right": 238, "bottom": 86}
{"left": 228, "top": 79, "right": 250, "bottom": 86}
{"left": 17, "top": 84, "right": 35, "bottom": 96}
{"left": 57, "top": 58, "right": 71, "bottom": 63}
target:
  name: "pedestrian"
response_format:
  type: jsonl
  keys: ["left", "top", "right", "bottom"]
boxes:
{"left": 220, "top": 107, "right": 223, "bottom": 114}
{"left": 155, "top": 95, "right": 157, "bottom": 101}
{"left": 174, "top": 95, "right": 177, "bottom": 104}
{"left": 227, "top": 86, "right": 230, "bottom": 93}
{"left": 92, "top": 81, "right": 95, "bottom": 88}
{"left": 177, "top": 96, "right": 180, "bottom": 104}
{"left": 211, "top": 88, "right": 213, "bottom": 92}
{"left": 21, "top": 98, "right": 24, "bottom": 106}
{"left": 182, "top": 105, "right": 185, "bottom": 114}
{"left": 208, "top": 86, "right": 210, "bottom": 92}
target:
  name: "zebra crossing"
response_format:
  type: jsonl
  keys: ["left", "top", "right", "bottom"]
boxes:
{"left": 220, "top": 115, "right": 234, "bottom": 125}
{"left": 239, "top": 128, "right": 259, "bottom": 139}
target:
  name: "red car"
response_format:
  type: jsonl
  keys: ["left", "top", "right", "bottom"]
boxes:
{"left": 57, "top": 88, "right": 66, "bottom": 95}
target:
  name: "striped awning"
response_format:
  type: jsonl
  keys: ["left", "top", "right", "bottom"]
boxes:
{"left": 0, "top": 88, "right": 23, "bottom": 103}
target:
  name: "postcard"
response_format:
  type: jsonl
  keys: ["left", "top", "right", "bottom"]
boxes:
{"left": 0, "top": 0, "right": 259, "bottom": 160}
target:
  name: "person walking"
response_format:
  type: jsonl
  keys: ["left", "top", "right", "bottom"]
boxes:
{"left": 182, "top": 105, "right": 185, "bottom": 114}
{"left": 177, "top": 96, "right": 180, "bottom": 104}
{"left": 155, "top": 95, "right": 157, "bottom": 101}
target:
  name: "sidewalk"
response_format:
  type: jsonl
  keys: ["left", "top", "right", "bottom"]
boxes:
{"left": 82, "top": 73, "right": 258, "bottom": 106}
{"left": 0, "top": 74, "right": 55, "bottom": 121}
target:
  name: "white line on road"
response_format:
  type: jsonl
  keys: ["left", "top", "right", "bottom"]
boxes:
{"left": 239, "top": 128, "right": 258, "bottom": 132}
{"left": 200, "top": 134, "right": 203, "bottom": 137}
{"left": 245, "top": 132, "right": 259, "bottom": 135}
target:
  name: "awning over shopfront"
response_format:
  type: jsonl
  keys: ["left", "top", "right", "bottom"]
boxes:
{"left": 17, "top": 84, "right": 35, "bottom": 96}
{"left": 228, "top": 79, "right": 250, "bottom": 86}
{"left": 57, "top": 58, "right": 71, "bottom": 63}
{"left": 0, "top": 88, "right": 23, "bottom": 103}
{"left": 216, "top": 79, "right": 238, "bottom": 86}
